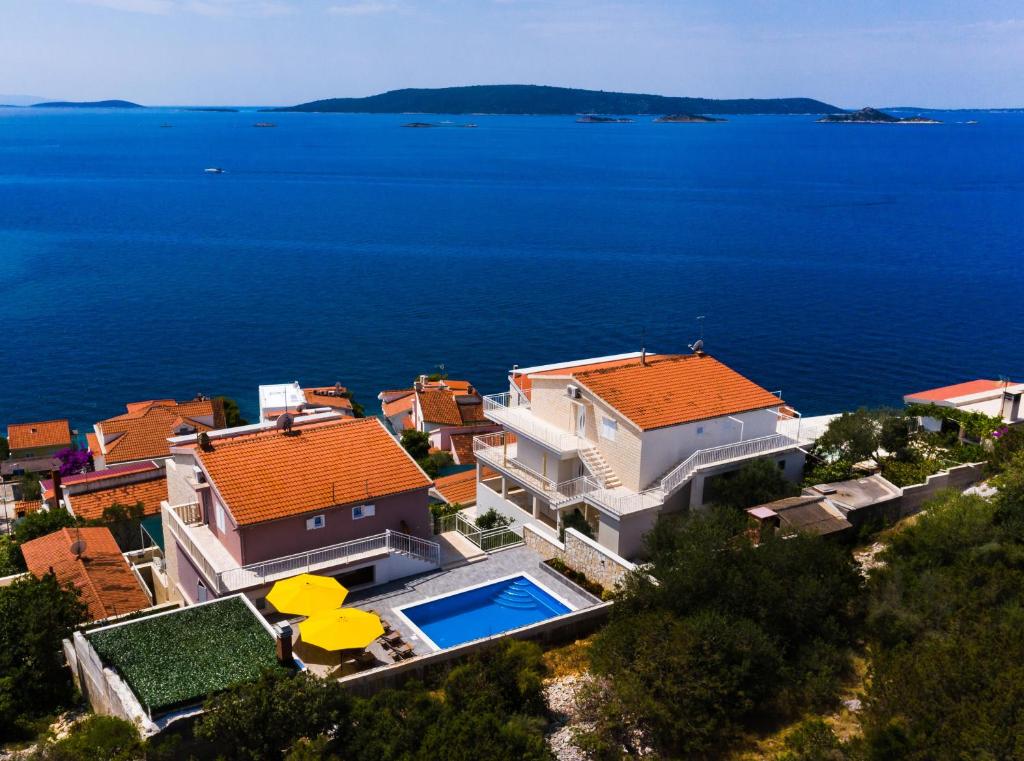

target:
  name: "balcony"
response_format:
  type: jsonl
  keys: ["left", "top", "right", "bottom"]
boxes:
{"left": 473, "top": 432, "right": 599, "bottom": 508}
{"left": 162, "top": 502, "right": 441, "bottom": 595}
{"left": 482, "top": 392, "right": 580, "bottom": 457}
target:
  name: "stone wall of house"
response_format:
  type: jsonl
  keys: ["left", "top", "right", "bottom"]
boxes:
{"left": 523, "top": 525, "right": 636, "bottom": 591}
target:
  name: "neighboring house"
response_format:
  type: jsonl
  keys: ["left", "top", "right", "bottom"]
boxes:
{"left": 91, "top": 398, "right": 225, "bottom": 468}
{"left": 380, "top": 377, "right": 499, "bottom": 464}
{"left": 258, "top": 381, "right": 356, "bottom": 422}
{"left": 43, "top": 461, "right": 167, "bottom": 522}
{"left": 475, "top": 350, "right": 807, "bottom": 558}
{"left": 7, "top": 419, "right": 71, "bottom": 460}
{"left": 904, "top": 378, "right": 1024, "bottom": 429}
{"left": 160, "top": 413, "right": 439, "bottom": 609}
{"left": 432, "top": 469, "right": 479, "bottom": 508}
{"left": 20, "top": 526, "right": 153, "bottom": 621}
{"left": 747, "top": 496, "right": 854, "bottom": 542}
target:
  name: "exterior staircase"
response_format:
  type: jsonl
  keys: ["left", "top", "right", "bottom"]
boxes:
{"left": 580, "top": 446, "right": 622, "bottom": 488}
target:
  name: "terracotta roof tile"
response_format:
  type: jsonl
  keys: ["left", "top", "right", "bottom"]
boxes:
{"left": 68, "top": 477, "right": 168, "bottom": 521}
{"left": 433, "top": 470, "right": 477, "bottom": 506}
{"left": 97, "top": 399, "right": 222, "bottom": 464}
{"left": 21, "top": 527, "right": 151, "bottom": 621}
{"left": 303, "top": 387, "right": 354, "bottom": 412}
{"left": 416, "top": 389, "right": 463, "bottom": 426}
{"left": 382, "top": 394, "right": 415, "bottom": 417}
{"left": 448, "top": 433, "right": 477, "bottom": 465}
{"left": 8, "top": 419, "right": 71, "bottom": 451}
{"left": 905, "top": 379, "right": 1006, "bottom": 403}
{"left": 192, "top": 418, "right": 431, "bottom": 526}
{"left": 14, "top": 500, "right": 43, "bottom": 516}
{"left": 573, "top": 354, "right": 783, "bottom": 431}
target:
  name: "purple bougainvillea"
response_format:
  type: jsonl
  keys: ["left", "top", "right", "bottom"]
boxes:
{"left": 56, "top": 447, "right": 92, "bottom": 476}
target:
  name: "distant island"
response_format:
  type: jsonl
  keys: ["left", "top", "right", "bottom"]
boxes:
{"left": 267, "top": 85, "right": 839, "bottom": 115}
{"left": 31, "top": 99, "right": 143, "bottom": 109}
{"left": 655, "top": 113, "right": 725, "bottom": 123}
{"left": 818, "top": 106, "right": 941, "bottom": 124}
{"left": 577, "top": 115, "right": 634, "bottom": 123}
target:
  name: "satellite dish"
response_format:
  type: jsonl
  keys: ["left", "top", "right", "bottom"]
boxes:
{"left": 276, "top": 413, "right": 295, "bottom": 432}
{"left": 69, "top": 539, "right": 87, "bottom": 558}
{"left": 688, "top": 339, "right": 705, "bottom": 353}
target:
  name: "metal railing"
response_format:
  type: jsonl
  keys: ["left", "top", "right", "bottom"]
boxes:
{"left": 474, "top": 432, "right": 597, "bottom": 507}
{"left": 482, "top": 392, "right": 580, "bottom": 452}
{"left": 438, "top": 512, "right": 523, "bottom": 552}
{"left": 164, "top": 502, "right": 441, "bottom": 593}
{"left": 659, "top": 432, "right": 799, "bottom": 495}
{"left": 162, "top": 502, "right": 224, "bottom": 592}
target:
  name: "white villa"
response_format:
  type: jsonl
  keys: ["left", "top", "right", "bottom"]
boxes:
{"left": 474, "top": 351, "right": 812, "bottom": 558}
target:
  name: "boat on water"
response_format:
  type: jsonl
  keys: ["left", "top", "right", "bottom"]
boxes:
{"left": 204, "top": 167, "right": 225, "bottom": 174}
{"left": 253, "top": 122, "right": 276, "bottom": 128}
{"left": 159, "top": 123, "right": 173, "bottom": 128}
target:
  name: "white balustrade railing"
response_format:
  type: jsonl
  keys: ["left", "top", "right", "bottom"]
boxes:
{"left": 482, "top": 393, "right": 580, "bottom": 452}
{"left": 659, "top": 433, "right": 799, "bottom": 495}
{"left": 165, "top": 502, "right": 441, "bottom": 593}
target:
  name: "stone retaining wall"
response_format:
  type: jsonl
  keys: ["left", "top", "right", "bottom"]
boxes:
{"left": 523, "top": 525, "right": 636, "bottom": 591}
{"left": 337, "top": 601, "right": 612, "bottom": 697}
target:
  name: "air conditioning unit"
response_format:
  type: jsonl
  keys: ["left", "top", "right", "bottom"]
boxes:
{"left": 565, "top": 385, "right": 581, "bottom": 399}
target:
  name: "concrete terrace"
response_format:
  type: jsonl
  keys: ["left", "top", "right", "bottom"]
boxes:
{"left": 346, "top": 544, "right": 598, "bottom": 654}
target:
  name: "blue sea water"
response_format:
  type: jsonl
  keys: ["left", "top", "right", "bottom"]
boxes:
{"left": 398, "top": 575, "right": 571, "bottom": 649}
{"left": 0, "top": 107, "right": 1021, "bottom": 430}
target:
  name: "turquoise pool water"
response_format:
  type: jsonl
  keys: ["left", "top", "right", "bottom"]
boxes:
{"left": 398, "top": 575, "right": 572, "bottom": 649}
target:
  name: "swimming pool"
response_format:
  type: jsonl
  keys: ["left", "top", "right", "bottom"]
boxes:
{"left": 395, "top": 574, "right": 574, "bottom": 650}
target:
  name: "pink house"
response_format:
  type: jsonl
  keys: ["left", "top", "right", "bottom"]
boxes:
{"left": 160, "top": 414, "right": 440, "bottom": 608}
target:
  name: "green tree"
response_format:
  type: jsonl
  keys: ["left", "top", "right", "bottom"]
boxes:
{"left": 475, "top": 508, "right": 513, "bottom": 531}
{"left": 31, "top": 715, "right": 145, "bottom": 761}
{"left": 0, "top": 574, "right": 88, "bottom": 741}
{"left": 216, "top": 396, "right": 249, "bottom": 427}
{"left": 85, "top": 501, "right": 145, "bottom": 551}
{"left": 814, "top": 409, "right": 885, "bottom": 463}
{"left": 400, "top": 429, "right": 431, "bottom": 461}
{"left": 579, "top": 610, "right": 781, "bottom": 758}
{"left": 14, "top": 508, "right": 77, "bottom": 544}
{"left": 19, "top": 472, "right": 43, "bottom": 501}
{"left": 196, "top": 669, "right": 352, "bottom": 761}
{"left": 560, "top": 509, "right": 594, "bottom": 540}
{"left": 0, "top": 535, "right": 23, "bottom": 575}
{"left": 711, "top": 457, "right": 800, "bottom": 510}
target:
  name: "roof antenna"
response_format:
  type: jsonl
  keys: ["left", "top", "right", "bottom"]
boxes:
{"left": 640, "top": 326, "right": 647, "bottom": 366}
{"left": 688, "top": 315, "right": 706, "bottom": 355}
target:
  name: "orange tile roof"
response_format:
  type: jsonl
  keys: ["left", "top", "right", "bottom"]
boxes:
{"left": 7, "top": 419, "right": 71, "bottom": 451}
{"left": 416, "top": 389, "right": 463, "bottom": 426}
{"left": 68, "top": 476, "right": 168, "bottom": 521}
{"left": 905, "top": 379, "right": 1006, "bottom": 403}
{"left": 303, "top": 387, "right": 354, "bottom": 412}
{"left": 21, "top": 527, "right": 151, "bottom": 621}
{"left": 97, "top": 399, "right": 222, "bottom": 464}
{"left": 192, "top": 418, "right": 432, "bottom": 526}
{"left": 448, "top": 433, "right": 477, "bottom": 465}
{"left": 14, "top": 500, "right": 43, "bottom": 516}
{"left": 382, "top": 394, "right": 415, "bottom": 417}
{"left": 433, "top": 470, "right": 478, "bottom": 506}
{"left": 515, "top": 356, "right": 661, "bottom": 394}
{"left": 573, "top": 354, "right": 783, "bottom": 431}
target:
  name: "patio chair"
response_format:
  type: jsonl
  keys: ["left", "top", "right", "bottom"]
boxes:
{"left": 392, "top": 643, "right": 415, "bottom": 659}
{"left": 382, "top": 630, "right": 402, "bottom": 645}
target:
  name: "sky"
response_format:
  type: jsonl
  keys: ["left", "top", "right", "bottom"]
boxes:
{"left": 2, "top": 0, "right": 1023, "bottom": 108}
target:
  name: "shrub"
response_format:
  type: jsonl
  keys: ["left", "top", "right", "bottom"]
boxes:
{"left": 32, "top": 715, "right": 145, "bottom": 761}
{"left": 879, "top": 457, "right": 943, "bottom": 487}
{"left": 710, "top": 457, "right": 799, "bottom": 510}
{"left": 543, "top": 558, "right": 604, "bottom": 597}
{"left": 14, "top": 508, "right": 76, "bottom": 544}
{"left": 475, "top": 508, "right": 513, "bottom": 530}
{"left": 559, "top": 509, "right": 594, "bottom": 540}
{"left": 400, "top": 430, "right": 431, "bottom": 461}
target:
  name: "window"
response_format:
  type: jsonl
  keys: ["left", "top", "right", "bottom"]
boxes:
{"left": 778, "top": 459, "right": 786, "bottom": 470}
{"left": 352, "top": 504, "right": 376, "bottom": 520}
{"left": 214, "top": 503, "right": 226, "bottom": 533}
{"left": 196, "top": 580, "right": 208, "bottom": 603}
{"left": 696, "top": 426, "right": 705, "bottom": 435}
{"left": 600, "top": 417, "right": 617, "bottom": 441}
{"left": 306, "top": 514, "right": 326, "bottom": 530}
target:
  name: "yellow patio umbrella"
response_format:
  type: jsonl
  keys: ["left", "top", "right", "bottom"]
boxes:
{"left": 299, "top": 608, "right": 384, "bottom": 651}
{"left": 266, "top": 573, "right": 348, "bottom": 616}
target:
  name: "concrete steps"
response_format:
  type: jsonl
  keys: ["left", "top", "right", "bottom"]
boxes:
{"left": 580, "top": 446, "right": 622, "bottom": 488}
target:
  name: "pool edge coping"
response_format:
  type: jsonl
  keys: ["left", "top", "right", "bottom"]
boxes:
{"left": 392, "top": 571, "right": 578, "bottom": 653}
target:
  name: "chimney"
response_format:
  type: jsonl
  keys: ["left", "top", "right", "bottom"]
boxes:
{"left": 50, "top": 469, "right": 62, "bottom": 506}
{"left": 275, "top": 623, "right": 294, "bottom": 665}
{"left": 640, "top": 347, "right": 647, "bottom": 366}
